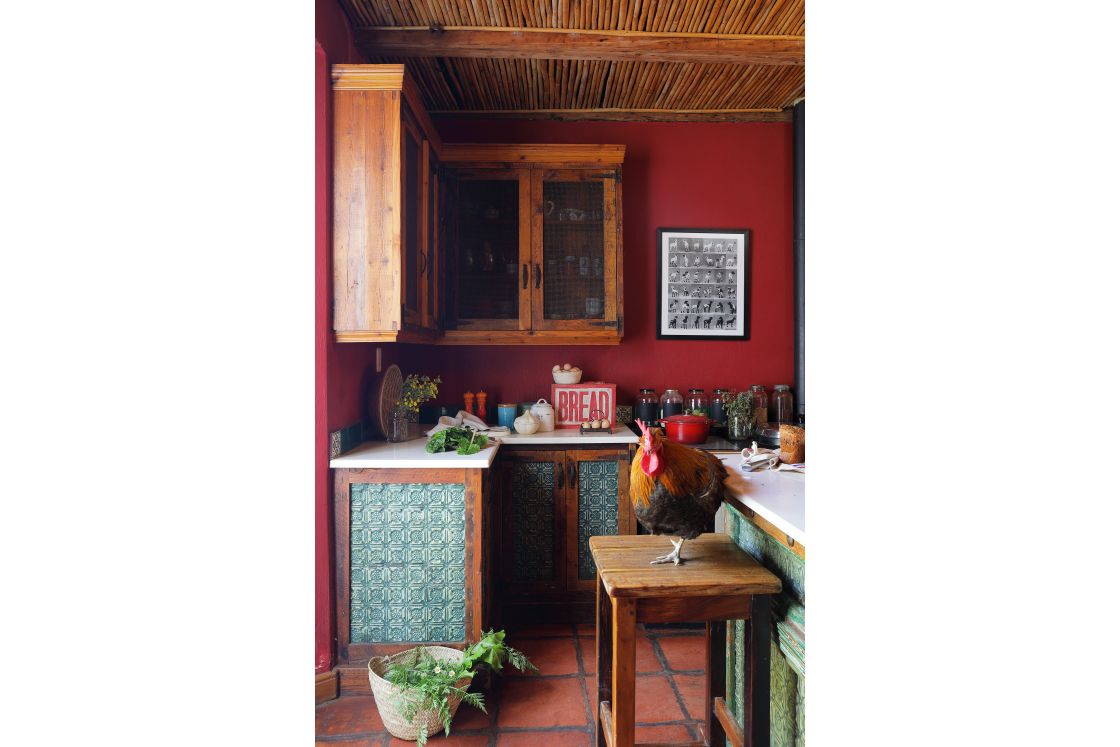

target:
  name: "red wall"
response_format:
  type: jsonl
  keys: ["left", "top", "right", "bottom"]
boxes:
{"left": 401, "top": 119, "right": 795, "bottom": 409}
{"left": 316, "top": 0, "right": 371, "bottom": 675}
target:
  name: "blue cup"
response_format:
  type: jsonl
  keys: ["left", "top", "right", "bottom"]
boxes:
{"left": 497, "top": 403, "right": 518, "bottom": 430}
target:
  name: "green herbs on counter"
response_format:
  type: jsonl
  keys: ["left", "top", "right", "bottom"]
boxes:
{"left": 425, "top": 426, "right": 491, "bottom": 456}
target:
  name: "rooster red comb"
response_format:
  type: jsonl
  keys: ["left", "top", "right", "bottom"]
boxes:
{"left": 636, "top": 418, "right": 649, "bottom": 436}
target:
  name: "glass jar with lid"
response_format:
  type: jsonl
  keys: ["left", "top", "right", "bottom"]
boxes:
{"left": 771, "top": 384, "right": 795, "bottom": 425}
{"left": 659, "top": 388, "right": 684, "bottom": 419}
{"left": 749, "top": 385, "right": 769, "bottom": 429}
{"left": 686, "top": 388, "right": 709, "bottom": 418}
{"left": 636, "top": 388, "right": 660, "bottom": 426}
{"left": 710, "top": 389, "right": 728, "bottom": 428}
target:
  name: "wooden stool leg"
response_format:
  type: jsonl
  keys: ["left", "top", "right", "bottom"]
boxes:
{"left": 705, "top": 619, "right": 727, "bottom": 746}
{"left": 596, "top": 574, "right": 612, "bottom": 747}
{"left": 611, "top": 596, "right": 637, "bottom": 747}
{"left": 745, "top": 594, "right": 771, "bottom": 747}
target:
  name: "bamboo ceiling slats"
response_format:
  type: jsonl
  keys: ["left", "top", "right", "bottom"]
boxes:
{"left": 342, "top": 0, "right": 804, "bottom": 36}
{"left": 341, "top": 0, "right": 804, "bottom": 118}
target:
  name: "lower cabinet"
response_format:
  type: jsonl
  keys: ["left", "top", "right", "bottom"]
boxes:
{"left": 497, "top": 445, "right": 634, "bottom": 623}
{"left": 333, "top": 467, "right": 492, "bottom": 664}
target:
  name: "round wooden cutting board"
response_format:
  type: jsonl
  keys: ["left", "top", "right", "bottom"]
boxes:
{"left": 366, "top": 364, "right": 403, "bottom": 439}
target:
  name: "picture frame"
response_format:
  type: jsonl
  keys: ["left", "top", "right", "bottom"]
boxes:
{"left": 656, "top": 228, "right": 750, "bottom": 340}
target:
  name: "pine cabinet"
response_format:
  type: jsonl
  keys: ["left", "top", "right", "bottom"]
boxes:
{"left": 332, "top": 65, "right": 625, "bottom": 345}
{"left": 332, "top": 65, "right": 443, "bottom": 342}
{"left": 496, "top": 445, "right": 634, "bottom": 623}
{"left": 442, "top": 145, "right": 625, "bottom": 345}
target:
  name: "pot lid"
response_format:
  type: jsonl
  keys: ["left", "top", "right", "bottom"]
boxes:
{"left": 662, "top": 414, "right": 709, "bottom": 423}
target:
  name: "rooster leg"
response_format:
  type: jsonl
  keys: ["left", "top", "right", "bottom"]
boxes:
{"left": 650, "top": 537, "right": 685, "bottom": 565}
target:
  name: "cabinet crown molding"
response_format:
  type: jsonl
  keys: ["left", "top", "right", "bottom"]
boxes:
{"left": 441, "top": 143, "right": 626, "bottom": 165}
{"left": 332, "top": 64, "right": 405, "bottom": 90}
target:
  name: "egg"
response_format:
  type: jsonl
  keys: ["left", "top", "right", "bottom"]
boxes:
{"left": 552, "top": 364, "right": 561, "bottom": 372}
{"left": 581, "top": 421, "right": 590, "bottom": 428}
{"left": 563, "top": 363, "right": 572, "bottom": 370}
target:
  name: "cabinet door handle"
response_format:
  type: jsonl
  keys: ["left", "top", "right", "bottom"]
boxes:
{"left": 522, "top": 263, "right": 528, "bottom": 289}
{"left": 568, "top": 461, "right": 576, "bottom": 488}
{"left": 419, "top": 249, "right": 427, "bottom": 275}
{"left": 534, "top": 263, "right": 541, "bottom": 289}
{"left": 556, "top": 462, "right": 564, "bottom": 489}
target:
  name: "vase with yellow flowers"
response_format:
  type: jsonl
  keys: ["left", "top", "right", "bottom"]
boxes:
{"left": 389, "top": 374, "right": 441, "bottom": 442}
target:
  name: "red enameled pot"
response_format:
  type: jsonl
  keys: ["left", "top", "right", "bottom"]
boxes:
{"left": 658, "top": 414, "right": 712, "bottom": 444}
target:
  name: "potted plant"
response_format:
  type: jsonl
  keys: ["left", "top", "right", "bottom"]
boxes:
{"left": 389, "top": 374, "right": 441, "bottom": 442}
{"left": 724, "top": 389, "right": 756, "bottom": 441}
{"left": 367, "top": 630, "right": 536, "bottom": 745}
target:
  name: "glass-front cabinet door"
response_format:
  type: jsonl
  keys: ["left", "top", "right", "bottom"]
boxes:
{"left": 532, "top": 169, "right": 620, "bottom": 333}
{"left": 448, "top": 169, "right": 531, "bottom": 330}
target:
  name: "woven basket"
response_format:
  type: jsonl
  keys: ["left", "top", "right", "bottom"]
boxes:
{"left": 367, "top": 646, "right": 472, "bottom": 742}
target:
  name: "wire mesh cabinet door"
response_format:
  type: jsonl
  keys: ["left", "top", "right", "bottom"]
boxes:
{"left": 447, "top": 168, "right": 532, "bottom": 331}
{"left": 531, "top": 168, "right": 622, "bottom": 336}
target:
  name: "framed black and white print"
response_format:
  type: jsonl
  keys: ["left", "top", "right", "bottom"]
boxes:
{"left": 656, "top": 228, "right": 750, "bottom": 340}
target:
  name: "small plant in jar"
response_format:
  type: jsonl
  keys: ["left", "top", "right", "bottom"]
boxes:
{"left": 390, "top": 374, "right": 441, "bottom": 442}
{"left": 723, "top": 389, "right": 755, "bottom": 441}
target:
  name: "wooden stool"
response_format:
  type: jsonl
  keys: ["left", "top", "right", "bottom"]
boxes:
{"left": 591, "top": 534, "right": 782, "bottom": 747}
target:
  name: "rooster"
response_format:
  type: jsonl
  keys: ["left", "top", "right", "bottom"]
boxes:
{"left": 630, "top": 419, "right": 727, "bottom": 564}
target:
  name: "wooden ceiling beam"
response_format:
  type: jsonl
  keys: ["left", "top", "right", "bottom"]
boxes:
{"left": 356, "top": 26, "right": 804, "bottom": 66}
{"left": 428, "top": 108, "right": 793, "bottom": 123}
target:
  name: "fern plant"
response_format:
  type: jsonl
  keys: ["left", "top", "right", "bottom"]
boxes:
{"left": 383, "top": 630, "right": 537, "bottom": 746}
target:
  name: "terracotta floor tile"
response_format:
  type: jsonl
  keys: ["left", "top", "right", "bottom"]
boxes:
{"left": 496, "top": 730, "right": 593, "bottom": 746}
{"left": 506, "top": 623, "right": 573, "bottom": 639}
{"left": 636, "top": 633, "right": 664, "bottom": 673}
{"left": 451, "top": 700, "right": 492, "bottom": 731}
{"left": 508, "top": 636, "right": 580, "bottom": 677}
{"left": 497, "top": 677, "right": 590, "bottom": 728}
{"left": 389, "top": 733, "right": 490, "bottom": 746}
{"left": 315, "top": 738, "right": 381, "bottom": 747}
{"left": 576, "top": 637, "right": 596, "bottom": 676}
{"left": 316, "top": 696, "right": 385, "bottom": 737}
{"left": 633, "top": 674, "right": 688, "bottom": 724}
{"left": 673, "top": 673, "right": 708, "bottom": 721}
{"left": 657, "top": 634, "right": 707, "bottom": 673}
{"left": 635, "top": 723, "right": 697, "bottom": 742}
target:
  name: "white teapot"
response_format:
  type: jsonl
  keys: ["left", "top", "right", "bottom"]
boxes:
{"left": 513, "top": 410, "right": 541, "bottom": 435}
{"left": 529, "top": 398, "right": 555, "bottom": 431}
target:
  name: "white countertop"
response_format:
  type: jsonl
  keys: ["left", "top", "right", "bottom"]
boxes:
{"left": 329, "top": 426, "right": 635, "bottom": 469}
{"left": 496, "top": 426, "right": 638, "bottom": 445}
{"left": 718, "top": 455, "right": 806, "bottom": 545}
{"left": 329, "top": 437, "right": 501, "bottom": 469}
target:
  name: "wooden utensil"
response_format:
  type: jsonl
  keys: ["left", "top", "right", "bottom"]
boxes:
{"left": 366, "top": 364, "right": 403, "bottom": 439}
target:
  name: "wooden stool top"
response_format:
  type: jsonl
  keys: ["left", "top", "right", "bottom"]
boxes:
{"left": 589, "top": 533, "right": 781, "bottom": 599}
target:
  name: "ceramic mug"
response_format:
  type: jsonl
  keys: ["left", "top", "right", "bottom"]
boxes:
{"left": 497, "top": 403, "right": 518, "bottom": 430}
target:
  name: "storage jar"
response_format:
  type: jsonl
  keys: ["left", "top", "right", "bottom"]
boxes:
{"left": 659, "top": 388, "right": 684, "bottom": 419}
{"left": 635, "top": 388, "right": 659, "bottom": 426}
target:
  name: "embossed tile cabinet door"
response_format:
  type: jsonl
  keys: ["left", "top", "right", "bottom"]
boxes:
{"left": 566, "top": 448, "right": 633, "bottom": 591}
{"left": 499, "top": 450, "right": 566, "bottom": 594}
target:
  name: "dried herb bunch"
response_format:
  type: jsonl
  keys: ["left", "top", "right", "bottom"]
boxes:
{"left": 396, "top": 374, "right": 441, "bottom": 415}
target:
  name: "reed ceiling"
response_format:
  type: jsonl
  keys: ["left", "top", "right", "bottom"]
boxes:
{"left": 337, "top": 0, "right": 805, "bottom": 121}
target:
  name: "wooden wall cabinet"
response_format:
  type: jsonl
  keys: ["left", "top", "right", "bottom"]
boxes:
{"left": 496, "top": 445, "right": 635, "bottom": 623}
{"left": 332, "top": 65, "right": 443, "bottom": 342}
{"left": 441, "top": 145, "right": 626, "bottom": 346}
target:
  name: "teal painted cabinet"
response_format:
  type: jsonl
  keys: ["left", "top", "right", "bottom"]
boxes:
{"left": 334, "top": 467, "right": 491, "bottom": 664}
{"left": 498, "top": 446, "right": 632, "bottom": 622}
{"left": 725, "top": 507, "right": 806, "bottom": 747}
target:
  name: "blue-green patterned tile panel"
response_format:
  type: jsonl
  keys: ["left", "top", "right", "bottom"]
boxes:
{"left": 577, "top": 460, "right": 619, "bottom": 579}
{"left": 509, "top": 461, "right": 556, "bottom": 582}
{"left": 349, "top": 482, "right": 466, "bottom": 644}
{"left": 725, "top": 507, "right": 805, "bottom": 747}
